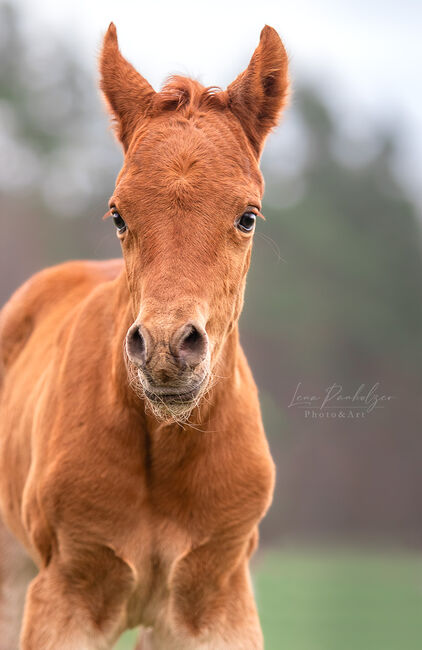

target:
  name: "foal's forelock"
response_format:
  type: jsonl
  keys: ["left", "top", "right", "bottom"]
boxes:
{"left": 151, "top": 76, "right": 227, "bottom": 115}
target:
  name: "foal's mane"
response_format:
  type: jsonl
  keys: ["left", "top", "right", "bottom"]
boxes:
{"left": 151, "top": 75, "right": 227, "bottom": 116}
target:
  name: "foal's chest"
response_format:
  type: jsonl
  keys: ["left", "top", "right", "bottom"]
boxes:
{"left": 118, "top": 505, "right": 199, "bottom": 628}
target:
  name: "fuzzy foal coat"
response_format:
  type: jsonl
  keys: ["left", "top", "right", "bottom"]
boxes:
{"left": 0, "top": 24, "right": 289, "bottom": 650}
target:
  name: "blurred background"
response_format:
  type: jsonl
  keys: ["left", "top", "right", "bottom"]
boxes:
{"left": 1, "top": 0, "right": 422, "bottom": 648}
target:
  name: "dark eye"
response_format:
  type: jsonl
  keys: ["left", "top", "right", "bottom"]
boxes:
{"left": 236, "top": 211, "right": 256, "bottom": 233}
{"left": 111, "top": 210, "right": 127, "bottom": 234}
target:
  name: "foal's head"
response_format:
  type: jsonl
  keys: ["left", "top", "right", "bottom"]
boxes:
{"left": 100, "top": 23, "right": 289, "bottom": 421}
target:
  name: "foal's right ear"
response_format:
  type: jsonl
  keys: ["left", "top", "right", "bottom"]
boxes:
{"left": 100, "top": 23, "right": 156, "bottom": 151}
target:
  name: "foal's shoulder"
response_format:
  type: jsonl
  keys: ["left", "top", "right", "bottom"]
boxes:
{"left": 0, "top": 259, "right": 123, "bottom": 372}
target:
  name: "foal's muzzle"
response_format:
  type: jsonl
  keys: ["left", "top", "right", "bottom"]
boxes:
{"left": 125, "top": 320, "right": 209, "bottom": 402}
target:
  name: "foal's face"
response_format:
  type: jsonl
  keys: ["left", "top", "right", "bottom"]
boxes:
{"left": 100, "top": 23, "right": 289, "bottom": 420}
{"left": 110, "top": 114, "right": 261, "bottom": 417}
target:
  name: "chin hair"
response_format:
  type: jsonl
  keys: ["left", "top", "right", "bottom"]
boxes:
{"left": 143, "top": 395, "right": 198, "bottom": 424}
{"left": 124, "top": 354, "right": 211, "bottom": 425}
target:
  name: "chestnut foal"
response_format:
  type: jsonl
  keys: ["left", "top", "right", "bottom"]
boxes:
{"left": 0, "top": 24, "right": 288, "bottom": 649}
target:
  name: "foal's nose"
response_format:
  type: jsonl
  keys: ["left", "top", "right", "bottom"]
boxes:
{"left": 125, "top": 321, "right": 208, "bottom": 370}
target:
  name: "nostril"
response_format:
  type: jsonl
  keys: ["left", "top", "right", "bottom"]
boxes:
{"left": 126, "top": 323, "right": 147, "bottom": 365}
{"left": 177, "top": 324, "right": 207, "bottom": 368}
{"left": 180, "top": 326, "right": 201, "bottom": 352}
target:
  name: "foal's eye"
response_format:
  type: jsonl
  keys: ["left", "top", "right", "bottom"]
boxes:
{"left": 236, "top": 211, "right": 256, "bottom": 233}
{"left": 111, "top": 211, "right": 127, "bottom": 234}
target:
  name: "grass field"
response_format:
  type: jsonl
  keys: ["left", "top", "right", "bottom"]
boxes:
{"left": 115, "top": 548, "right": 422, "bottom": 649}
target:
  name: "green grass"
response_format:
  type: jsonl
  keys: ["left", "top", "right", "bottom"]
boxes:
{"left": 115, "top": 548, "right": 422, "bottom": 649}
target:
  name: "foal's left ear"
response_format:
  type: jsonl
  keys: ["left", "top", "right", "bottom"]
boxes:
{"left": 100, "top": 23, "right": 156, "bottom": 151}
{"left": 227, "top": 26, "right": 289, "bottom": 157}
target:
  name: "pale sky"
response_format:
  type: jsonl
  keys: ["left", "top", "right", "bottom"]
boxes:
{"left": 16, "top": 0, "right": 422, "bottom": 206}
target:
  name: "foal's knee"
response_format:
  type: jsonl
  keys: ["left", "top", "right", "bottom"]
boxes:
{"left": 20, "top": 548, "right": 135, "bottom": 650}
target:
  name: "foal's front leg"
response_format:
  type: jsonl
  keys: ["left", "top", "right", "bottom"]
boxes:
{"left": 20, "top": 545, "right": 135, "bottom": 650}
{"left": 144, "top": 534, "right": 263, "bottom": 650}
{"left": 150, "top": 563, "right": 262, "bottom": 649}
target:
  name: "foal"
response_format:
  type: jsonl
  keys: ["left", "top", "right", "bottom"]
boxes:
{"left": 0, "top": 24, "right": 289, "bottom": 649}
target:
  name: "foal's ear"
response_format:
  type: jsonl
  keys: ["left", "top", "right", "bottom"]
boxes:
{"left": 227, "top": 26, "right": 289, "bottom": 157}
{"left": 100, "top": 23, "right": 156, "bottom": 151}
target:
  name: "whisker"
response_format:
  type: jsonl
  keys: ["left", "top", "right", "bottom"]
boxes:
{"left": 256, "top": 231, "right": 287, "bottom": 264}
